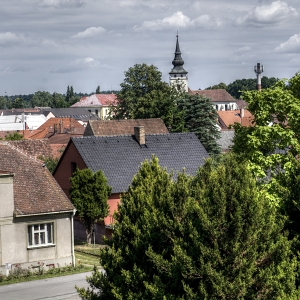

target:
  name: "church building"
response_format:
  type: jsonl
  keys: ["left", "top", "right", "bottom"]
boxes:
{"left": 169, "top": 35, "right": 237, "bottom": 111}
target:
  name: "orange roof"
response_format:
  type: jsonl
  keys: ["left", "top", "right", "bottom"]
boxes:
{"left": 218, "top": 110, "right": 254, "bottom": 129}
{"left": 37, "top": 117, "right": 83, "bottom": 130}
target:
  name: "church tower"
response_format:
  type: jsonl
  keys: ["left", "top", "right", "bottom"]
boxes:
{"left": 169, "top": 34, "right": 188, "bottom": 92}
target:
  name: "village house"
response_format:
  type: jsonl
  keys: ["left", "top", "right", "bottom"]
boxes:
{"left": 53, "top": 126, "right": 209, "bottom": 241}
{"left": 71, "top": 94, "right": 118, "bottom": 120}
{"left": 0, "top": 142, "right": 75, "bottom": 275}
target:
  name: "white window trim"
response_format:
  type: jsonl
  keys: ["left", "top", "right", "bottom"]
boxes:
{"left": 28, "top": 223, "right": 55, "bottom": 249}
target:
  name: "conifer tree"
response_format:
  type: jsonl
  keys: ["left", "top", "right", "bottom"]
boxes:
{"left": 70, "top": 168, "right": 111, "bottom": 244}
{"left": 96, "top": 85, "right": 100, "bottom": 94}
{"left": 77, "top": 155, "right": 298, "bottom": 299}
{"left": 177, "top": 93, "right": 221, "bottom": 155}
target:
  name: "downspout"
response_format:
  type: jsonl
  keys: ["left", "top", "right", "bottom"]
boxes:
{"left": 71, "top": 208, "right": 76, "bottom": 267}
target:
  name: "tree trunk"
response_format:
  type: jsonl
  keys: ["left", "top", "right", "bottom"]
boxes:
{"left": 85, "top": 226, "right": 93, "bottom": 244}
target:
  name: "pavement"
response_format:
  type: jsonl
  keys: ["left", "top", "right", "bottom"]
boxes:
{"left": 0, "top": 271, "right": 93, "bottom": 300}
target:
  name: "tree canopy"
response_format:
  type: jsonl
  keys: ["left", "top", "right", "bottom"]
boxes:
{"left": 226, "top": 76, "right": 279, "bottom": 99}
{"left": 110, "top": 63, "right": 184, "bottom": 129}
{"left": 77, "top": 155, "right": 299, "bottom": 299}
{"left": 69, "top": 168, "right": 111, "bottom": 244}
{"left": 176, "top": 93, "right": 221, "bottom": 155}
{"left": 232, "top": 73, "right": 300, "bottom": 182}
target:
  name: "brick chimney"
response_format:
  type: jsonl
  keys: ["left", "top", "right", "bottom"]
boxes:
{"left": 59, "top": 119, "right": 64, "bottom": 134}
{"left": 134, "top": 126, "right": 145, "bottom": 145}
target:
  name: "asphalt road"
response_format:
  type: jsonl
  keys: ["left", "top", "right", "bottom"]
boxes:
{"left": 0, "top": 271, "right": 93, "bottom": 300}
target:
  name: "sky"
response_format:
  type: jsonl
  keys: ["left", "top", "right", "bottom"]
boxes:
{"left": 1, "top": 0, "right": 300, "bottom": 95}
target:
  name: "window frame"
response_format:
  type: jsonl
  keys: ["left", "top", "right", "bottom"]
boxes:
{"left": 28, "top": 222, "right": 55, "bottom": 248}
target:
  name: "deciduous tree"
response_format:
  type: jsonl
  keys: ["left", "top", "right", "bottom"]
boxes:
{"left": 70, "top": 168, "right": 111, "bottom": 244}
{"left": 110, "top": 63, "right": 184, "bottom": 129}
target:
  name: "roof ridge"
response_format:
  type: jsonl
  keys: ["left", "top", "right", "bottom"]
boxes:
{"left": 3, "top": 141, "right": 43, "bottom": 164}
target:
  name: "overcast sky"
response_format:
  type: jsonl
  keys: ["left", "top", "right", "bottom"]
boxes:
{"left": 0, "top": 0, "right": 300, "bottom": 95}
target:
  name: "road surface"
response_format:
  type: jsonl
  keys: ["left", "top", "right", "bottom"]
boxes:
{"left": 0, "top": 271, "right": 93, "bottom": 300}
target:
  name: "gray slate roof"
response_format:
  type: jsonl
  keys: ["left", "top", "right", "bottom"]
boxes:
{"left": 217, "top": 130, "right": 234, "bottom": 152}
{"left": 72, "top": 132, "right": 209, "bottom": 193}
{"left": 41, "top": 108, "right": 99, "bottom": 122}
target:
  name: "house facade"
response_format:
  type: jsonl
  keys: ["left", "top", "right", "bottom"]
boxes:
{"left": 53, "top": 127, "right": 209, "bottom": 241}
{"left": 0, "top": 142, "right": 75, "bottom": 275}
{"left": 188, "top": 89, "right": 237, "bottom": 111}
{"left": 71, "top": 94, "right": 118, "bottom": 120}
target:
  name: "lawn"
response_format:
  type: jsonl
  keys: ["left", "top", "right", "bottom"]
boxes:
{"left": 0, "top": 243, "right": 104, "bottom": 286}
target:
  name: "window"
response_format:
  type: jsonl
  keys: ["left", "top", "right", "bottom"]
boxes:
{"left": 95, "top": 109, "right": 98, "bottom": 116}
{"left": 28, "top": 223, "right": 53, "bottom": 247}
{"left": 71, "top": 162, "right": 77, "bottom": 174}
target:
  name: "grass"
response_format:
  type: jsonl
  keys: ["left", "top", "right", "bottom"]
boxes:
{"left": 0, "top": 243, "right": 104, "bottom": 286}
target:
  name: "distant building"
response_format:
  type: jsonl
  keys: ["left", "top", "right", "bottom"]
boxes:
{"left": 169, "top": 34, "right": 188, "bottom": 92}
{"left": 71, "top": 94, "right": 118, "bottom": 120}
{"left": 188, "top": 89, "right": 238, "bottom": 111}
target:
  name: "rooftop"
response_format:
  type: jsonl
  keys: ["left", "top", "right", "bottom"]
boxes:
{"left": 0, "top": 142, "right": 74, "bottom": 216}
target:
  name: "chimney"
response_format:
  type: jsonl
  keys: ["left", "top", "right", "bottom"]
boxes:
{"left": 59, "top": 119, "right": 64, "bottom": 134}
{"left": 240, "top": 108, "right": 244, "bottom": 125}
{"left": 134, "top": 126, "right": 145, "bottom": 145}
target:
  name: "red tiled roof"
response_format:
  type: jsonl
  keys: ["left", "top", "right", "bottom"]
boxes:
{"left": 218, "top": 110, "right": 255, "bottom": 129}
{"left": 71, "top": 94, "right": 118, "bottom": 107}
{"left": 5, "top": 139, "right": 53, "bottom": 159}
{"left": 37, "top": 117, "right": 83, "bottom": 130}
{"left": 84, "top": 118, "right": 169, "bottom": 136}
{"left": 0, "top": 142, "right": 74, "bottom": 215}
{"left": 188, "top": 89, "right": 236, "bottom": 102}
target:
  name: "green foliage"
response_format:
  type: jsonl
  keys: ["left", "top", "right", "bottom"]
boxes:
{"left": 205, "top": 82, "right": 227, "bottom": 90}
{"left": 4, "top": 132, "right": 24, "bottom": 140}
{"left": 52, "top": 92, "right": 67, "bottom": 108}
{"left": 110, "top": 63, "right": 184, "bottom": 129}
{"left": 226, "top": 76, "right": 279, "bottom": 99}
{"left": 13, "top": 97, "right": 24, "bottom": 109}
{"left": 96, "top": 86, "right": 101, "bottom": 94}
{"left": 65, "top": 85, "right": 80, "bottom": 105}
{"left": 70, "top": 168, "right": 111, "bottom": 244}
{"left": 31, "top": 91, "right": 53, "bottom": 108}
{"left": 39, "top": 156, "right": 59, "bottom": 174}
{"left": 176, "top": 93, "right": 221, "bottom": 155}
{"left": 78, "top": 155, "right": 298, "bottom": 299}
{"left": 232, "top": 73, "right": 300, "bottom": 181}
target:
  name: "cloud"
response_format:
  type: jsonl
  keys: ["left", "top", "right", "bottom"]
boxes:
{"left": 236, "top": 1, "right": 298, "bottom": 26}
{"left": 134, "top": 11, "right": 220, "bottom": 31}
{"left": 231, "top": 46, "right": 254, "bottom": 62}
{"left": 275, "top": 33, "right": 300, "bottom": 53}
{"left": 50, "top": 57, "right": 113, "bottom": 73}
{"left": 0, "top": 64, "right": 31, "bottom": 74}
{"left": 38, "top": 0, "right": 85, "bottom": 8}
{"left": 0, "top": 32, "right": 41, "bottom": 47}
{"left": 70, "top": 27, "right": 107, "bottom": 39}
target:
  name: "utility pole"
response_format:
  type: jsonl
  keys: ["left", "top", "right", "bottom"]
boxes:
{"left": 254, "top": 62, "right": 264, "bottom": 91}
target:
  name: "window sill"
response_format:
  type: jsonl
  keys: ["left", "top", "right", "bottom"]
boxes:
{"left": 27, "top": 244, "right": 56, "bottom": 250}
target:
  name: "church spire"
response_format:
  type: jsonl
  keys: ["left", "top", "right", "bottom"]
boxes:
{"left": 169, "top": 33, "right": 188, "bottom": 92}
{"left": 172, "top": 34, "right": 185, "bottom": 69}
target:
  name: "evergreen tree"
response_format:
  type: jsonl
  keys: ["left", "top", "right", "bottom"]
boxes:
{"left": 70, "top": 168, "right": 111, "bottom": 244}
{"left": 96, "top": 85, "right": 100, "bottom": 94}
{"left": 77, "top": 155, "right": 299, "bottom": 299}
{"left": 176, "top": 93, "right": 221, "bottom": 155}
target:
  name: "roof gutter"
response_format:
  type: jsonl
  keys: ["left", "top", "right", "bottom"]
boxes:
{"left": 14, "top": 210, "right": 74, "bottom": 218}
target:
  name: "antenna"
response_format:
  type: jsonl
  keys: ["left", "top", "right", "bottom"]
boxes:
{"left": 254, "top": 62, "right": 264, "bottom": 91}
